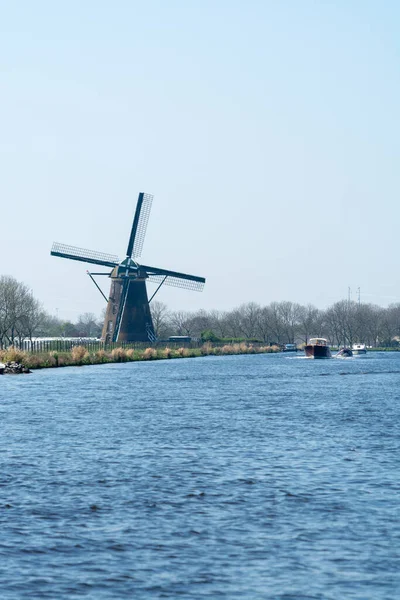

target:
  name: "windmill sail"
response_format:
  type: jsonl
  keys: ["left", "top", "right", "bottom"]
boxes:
{"left": 143, "top": 265, "right": 205, "bottom": 292}
{"left": 51, "top": 242, "right": 119, "bottom": 268}
{"left": 126, "top": 192, "right": 154, "bottom": 258}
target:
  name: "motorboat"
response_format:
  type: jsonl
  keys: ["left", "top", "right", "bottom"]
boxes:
{"left": 352, "top": 343, "right": 367, "bottom": 355}
{"left": 304, "top": 338, "right": 332, "bottom": 359}
{"left": 336, "top": 347, "right": 353, "bottom": 358}
{"left": 283, "top": 343, "right": 297, "bottom": 352}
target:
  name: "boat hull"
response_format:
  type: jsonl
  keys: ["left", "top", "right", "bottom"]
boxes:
{"left": 305, "top": 345, "right": 332, "bottom": 359}
{"left": 336, "top": 348, "right": 353, "bottom": 358}
{"left": 352, "top": 349, "right": 367, "bottom": 355}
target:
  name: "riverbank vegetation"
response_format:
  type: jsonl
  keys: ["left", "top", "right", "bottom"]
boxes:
{"left": 2, "top": 275, "right": 400, "bottom": 348}
{"left": 0, "top": 343, "right": 280, "bottom": 370}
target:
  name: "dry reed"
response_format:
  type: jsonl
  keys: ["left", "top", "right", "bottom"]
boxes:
{"left": 111, "top": 347, "right": 128, "bottom": 362}
{"left": 177, "top": 347, "right": 190, "bottom": 357}
{"left": 1, "top": 346, "right": 28, "bottom": 363}
{"left": 70, "top": 345, "right": 90, "bottom": 365}
{"left": 163, "top": 347, "right": 173, "bottom": 359}
{"left": 143, "top": 347, "right": 157, "bottom": 360}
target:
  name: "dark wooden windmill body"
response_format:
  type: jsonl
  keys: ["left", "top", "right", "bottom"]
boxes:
{"left": 51, "top": 193, "right": 205, "bottom": 342}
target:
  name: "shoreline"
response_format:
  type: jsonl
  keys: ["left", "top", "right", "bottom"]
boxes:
{"left": 0, "top": 343, "right": 280, "bottom": 373}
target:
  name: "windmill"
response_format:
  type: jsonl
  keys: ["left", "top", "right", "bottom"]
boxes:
{"left": 51, "top": 192, "right": 206, "bottom": 343}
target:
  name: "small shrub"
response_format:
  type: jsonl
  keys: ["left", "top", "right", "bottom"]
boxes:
{"left": 82, "top": 351, "right": 91, "bottom": 364}
{"left": 50, "top": 351, "right": 59, "bottom": 366}
{"left": 57, "top": 355, "right": 67, "bottom": 367}
{"left": 190, "top": 348, "right": 201, "bottom": 358}
{"left": 71, "top": 345, "right": 87, "bottom": 364}
{"left": 111, "top": 347, "right": 127, "bottom": 362}
{"left": 143, "top": 347, "right": 157, "bottom": 360}
{"left": 24, "top": 354, "right": 44, "bottom": 369}
{"left": 201, "top": 329, "right": 220, "bottom": 342}
{"left": 221, "top": 344, "right": 234, "bottom": 355}
{"left": 201, "top": 342, "right": 213, "bottom": 356}
{"left": 3, "top": 346, "right": 27, "bottom": 364}
{"left": 177, "top": 347, "right": 189, "bottom": 357}
{"left": 95, "top": 349, "right": 108, "bottom": 363}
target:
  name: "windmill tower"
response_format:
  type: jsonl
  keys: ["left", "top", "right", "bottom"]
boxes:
{"left": 51, "top": 192, "right": 206, "bottom": 342}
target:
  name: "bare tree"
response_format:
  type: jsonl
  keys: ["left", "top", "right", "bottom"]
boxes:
{"left": 277, "top": 301, "right": 302, "bottom": 343}
{"left": 324, "top": 301, "right": 359, "bottom": 346}
{"left": 209, "top": 311, "right": 230, "bottom": 339}
{"left": 182, "top": 310, "right": 211, "bottom": 338}
{"left": 17, "top": 294, "right": 45, "bottom": 343}
{"left": 268, "top": 302, "right": 285, "bottom": 344}
{"left": 362, "top": 304, "right": 384, "bottom": 347}
{"left": 381, "top": 303, "right": 400, "bottom": 346}
{"left": 0, "top": 276, "right": 44, "bottom": 346}
{"left": 256, "top": 306, "right": 273, "bottom": 343}
{"left": 297, "top": 304, "right": 320, "bottom": 344}
{"left": 76, "top": 312, "right": 101, "bottom": 337}
{"left": 150, "top": 301, "right": 170, "bottom": 338}
{"left": 168, "top": 311, "right": 194, "bottom": 336}
{"left": 224, "top": 308, "right": 243, "bottom": 338}
{"left": 238, "top": 302, "right": 261, "bottom": 339}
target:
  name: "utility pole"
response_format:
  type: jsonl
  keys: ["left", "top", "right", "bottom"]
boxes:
{"left": 348, "top": 287, "right": 351, "bottom": 305}
{"left": 357, "top": 287, "right": 361, "bottom": 306}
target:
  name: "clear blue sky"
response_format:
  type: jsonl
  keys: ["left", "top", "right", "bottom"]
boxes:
{"left": 1, "top": 1, "right": 400, "bottom": 320}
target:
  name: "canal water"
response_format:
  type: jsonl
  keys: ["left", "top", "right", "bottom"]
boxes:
{"left": 0, "top": 352, "right": 399, "bottom": 599}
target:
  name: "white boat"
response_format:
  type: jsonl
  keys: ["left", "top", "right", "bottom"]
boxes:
{"left": 352, "top": 343, "right": 367, "bottom": 355}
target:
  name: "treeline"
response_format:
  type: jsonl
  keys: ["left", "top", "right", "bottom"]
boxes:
{"left": 151, "top": 300, "right": 400, "bottom": 347}
{"left": 2, "top": 275, "right": 400, "bottom": 348}
{"left": 0, "top": 276, "right": 102, "bottom": 347}
{"left": 0, "top": 276, "right": 44, "bottom": 347}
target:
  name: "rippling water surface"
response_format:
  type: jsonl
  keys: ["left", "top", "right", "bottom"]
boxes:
{"left": 1, "top": 352, "right": 400, "bottom": 599}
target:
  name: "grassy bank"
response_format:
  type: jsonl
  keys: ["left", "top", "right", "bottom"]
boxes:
{"left": 363, "top": 347, "right": 400, "bottom": 352}
{"left": 0, "top": 343, "right": 280, "bottom": 371}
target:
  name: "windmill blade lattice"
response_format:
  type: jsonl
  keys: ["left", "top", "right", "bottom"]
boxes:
{"left": 126, "top": 193, "right": 154, "bottom": 258}
{"left": 148, "top": 274, "right": 205, "bottom": 291}
{"left": 51, "top": 242, "right": 119, "bottom": 268}
{"left": 132, "top": 193, "right": 153, "bottom": 258}
{"left": 144, "top": 263, "right": 205, "bottom": 292}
